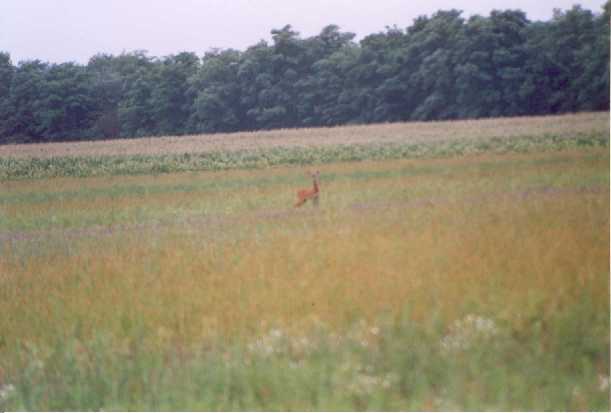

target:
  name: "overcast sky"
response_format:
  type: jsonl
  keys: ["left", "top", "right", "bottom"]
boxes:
{"left": 1, "top": 0, "right": 606, "bottom": 64}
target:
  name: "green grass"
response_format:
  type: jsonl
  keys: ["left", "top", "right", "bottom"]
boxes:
{"left": 1, "top": 149, "right": 607, "bottom": 234}
{"left": 1, "top": 131, "right": 607, "bottom": 180}
{"left": 2, "top": 298, "right": 608, "bottom": 411}
{"left": 0, "top": 124, "right": 608, "bottom": 410}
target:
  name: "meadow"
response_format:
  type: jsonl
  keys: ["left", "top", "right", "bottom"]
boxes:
{"left": 0, "top": 113, "right": 609, "bottom": 410}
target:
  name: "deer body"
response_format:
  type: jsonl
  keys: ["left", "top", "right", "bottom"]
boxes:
{"left": 295, "top": 171, "right": 320, "bottom": 207}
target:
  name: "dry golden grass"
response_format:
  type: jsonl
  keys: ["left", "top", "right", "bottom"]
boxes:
{"left": 0, "top": 145, "right": 608, "bottom": 410}
{"left": 0, "top": 149, "right": 608, "bottom": 351}
{"left": 0, "top": 112, "right": 607, "bottom": 159}
{"left": 1, "top": 182, "right": 607, "bottom": 348}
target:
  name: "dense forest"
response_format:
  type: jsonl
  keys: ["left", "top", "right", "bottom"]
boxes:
{"left": 0, "top": 4, "right": 609, "bottom": 144}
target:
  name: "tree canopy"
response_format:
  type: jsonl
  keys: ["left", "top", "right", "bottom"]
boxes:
{"left": 1, "top": 4, "right": 608, "bottom": 143}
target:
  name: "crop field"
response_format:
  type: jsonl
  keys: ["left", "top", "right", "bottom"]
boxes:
{"left": 0, "top": 112, "right": 608, "bottom": 180}
{"left": 0, "top": 113, "right": 609, "bottom": 410}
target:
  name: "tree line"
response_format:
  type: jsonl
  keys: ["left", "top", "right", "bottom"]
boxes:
{"left": 0, "top": 4, "right": 608, "bottom": 144}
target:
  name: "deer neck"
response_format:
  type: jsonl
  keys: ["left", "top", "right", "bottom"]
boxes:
{"left": 312, "top": 177, "right": 319, "bottom": 193}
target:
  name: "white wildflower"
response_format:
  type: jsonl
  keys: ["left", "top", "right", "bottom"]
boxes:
{"left": 441, "top": 314, "right": 499, "bottom": 352}
{"left": 290, "top": 335, "right": 315, "bottom": 355}
{"left": 347, "top": 372, "right": 398, "bottom": 395}
{"left": 433, "top": 396, "right": 462, "bottom": 411}
{"left": 269, "top": 328, "right": 283, "bottom": 339}
{"left": 347, "top": 374, "right": 379, "bottom": 394}
{"left": 246, "top": 328, "right": 292, "bottom": 358}
{"left": 598, "top": 374, "right": 610, "bottom": 392}
{"left": 336, "top": 357, "right": 398, "bottom": 395}
{"left": 344, "top": 320, "right": 383, "bottom": 350}
{"left": 0, "top": 384, "right": 15, "bottom": 401}
{"left": 381, "top": 372, "right": 399, "bottom": 389}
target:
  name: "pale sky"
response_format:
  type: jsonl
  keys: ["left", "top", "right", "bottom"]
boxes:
{"left": 1, "top": 0, "right": 606, "bottom": 64}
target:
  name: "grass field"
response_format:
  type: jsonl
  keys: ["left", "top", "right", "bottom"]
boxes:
{"left": 0, "top": 113, "right": 609, "bottom": 410}
{"left": 0, "top": 112, "right": 607, "bottom": 180}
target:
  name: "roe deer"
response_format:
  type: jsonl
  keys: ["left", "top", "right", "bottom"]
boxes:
{"left": 295, "top": 170, "right": 320, "bottom": 208}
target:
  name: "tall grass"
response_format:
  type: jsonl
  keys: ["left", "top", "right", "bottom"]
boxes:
{"left": 0, "top": 148, "right": 609, "bottom": 410}
{"left": 1, "top": 111, "right": 608, "bottom": 180}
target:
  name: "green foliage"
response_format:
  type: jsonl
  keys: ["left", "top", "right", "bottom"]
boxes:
{"left": 0, "top": 4, "right": 609, "bottom": 143}
{"left": 1, "top": 298, "right": 608, "bottom": 411}
{"left": 0, "top": 52, "right": 14, "bottom": 139}
{"left": 187, "top": 49, "right": 242, "bottom": 132}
